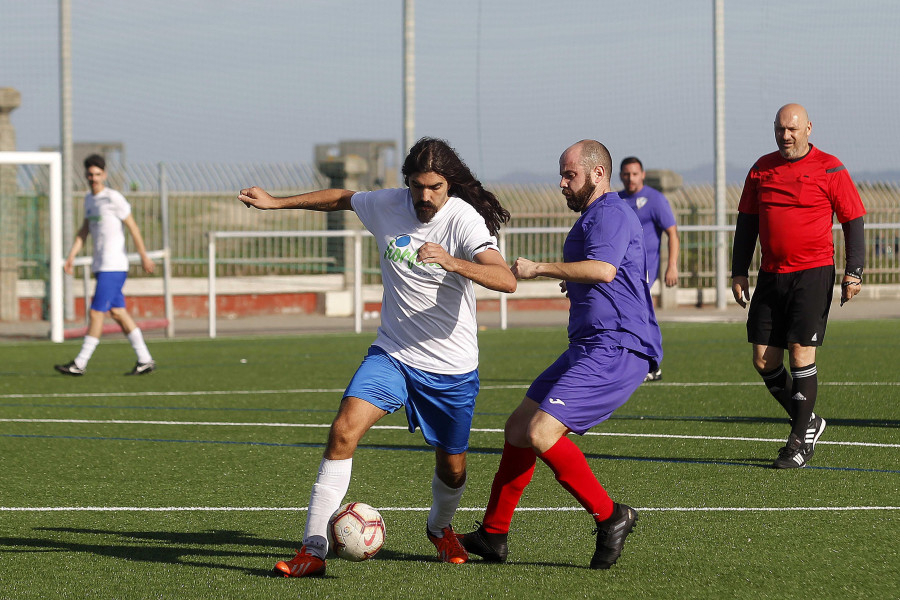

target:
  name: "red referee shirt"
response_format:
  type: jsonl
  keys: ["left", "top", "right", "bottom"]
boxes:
{"left": 738, "top": 145, "right": 866, "bottom": 273}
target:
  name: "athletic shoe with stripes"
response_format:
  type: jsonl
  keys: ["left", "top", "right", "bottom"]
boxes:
{"left": 591, "top": 503, "right": 638, "bottom": 569}
{"left": 54, "top": 361, "right": 85, "bottom": 376}
{"left": 427, "top": 525, "right": 469, "bottom": 564}
{"left": 805, "top": 413, "right": 827, "bottom": 455}
{"left": 273, "top": 547, "right": 326, "bottom": 578}
{"left": 772, "top": 433, "right": 808, "bottom": 469}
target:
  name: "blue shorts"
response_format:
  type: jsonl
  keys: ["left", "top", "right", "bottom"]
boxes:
{"left": 344, "top": 346, "right": 479, "bottom": 454}
{"left": 527, "top": 344, "right": 649, "bottom": 435}
{"left": 90, "top": 271, "right": 128, "bottom": 312}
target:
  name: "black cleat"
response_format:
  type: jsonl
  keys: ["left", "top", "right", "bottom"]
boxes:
{"left": 126, "top": 360, "right": 156, "bottom": 375}
{"left": 772, "top": 433, "right": 810, "bottom": 469}
{"left": 54, "top": 361, "right": 85, "bottom": 376}
{"left": 457, "top": 522, "right": 509, "bottom": 563}
{"left": 805, "top": 413, "right": 826, "bottom": 456}
{"left": 591, "top": 503, "right": 638, "bottom": 569}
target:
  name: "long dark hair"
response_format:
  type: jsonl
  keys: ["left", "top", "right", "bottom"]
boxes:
{"left": 401, "top": 137, "right": 510, "bottom": 236}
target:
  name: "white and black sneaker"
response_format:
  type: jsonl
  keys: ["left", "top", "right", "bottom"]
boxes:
{"left": 805, "top": 413, "right": 827, "bottom": 455}
{"left": 591, "top": 503, "right": 638, "bottom": 569}
{"left": 772, "top": 433, "right": 810, "bottom": 469}
{"left": 127, "top": 360, "right": 156, "bottom": 375}
{"left": 643, "top": 369, "right": 662, "bottom": 383}
{"left": 54, "top": 361, "right": 85, "bottom": 376}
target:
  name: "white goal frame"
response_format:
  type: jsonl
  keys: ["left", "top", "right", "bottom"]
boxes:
{"left": 0, "top": 152, "right": 64, "bottom": 342}
{"left": 1, "top": 151, "right": 174, "bottom": 343}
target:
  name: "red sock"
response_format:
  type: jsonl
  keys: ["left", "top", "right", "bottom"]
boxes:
{"left": 539, "top": 436, "right": 613, "bottom": 522}
{"left": 482, "top": 442, "right": 537, "bottom": 534}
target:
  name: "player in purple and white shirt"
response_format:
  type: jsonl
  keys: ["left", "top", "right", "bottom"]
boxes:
{"left": 460, "top": 140, "right": 662, "bottom": 570}
{"left": 619, "top": 156, "right": 679, "bottom": 381}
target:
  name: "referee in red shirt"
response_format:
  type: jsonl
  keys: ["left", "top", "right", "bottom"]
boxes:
{"left": 731, "top": 103, "right": 866, "bottom": 469}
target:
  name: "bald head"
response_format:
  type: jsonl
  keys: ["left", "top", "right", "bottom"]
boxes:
{"left": 559, "top": 140, "right": 612, "bottom": 212}
{"left": 774, "top": 103, "right": 812, "bottom": 159}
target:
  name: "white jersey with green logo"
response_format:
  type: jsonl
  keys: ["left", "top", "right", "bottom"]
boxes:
{"left": 351, "top": 188, "right": 499, "bottom": 374}
{"left": 84, "top": 187, "right": 132, "bottom": 273}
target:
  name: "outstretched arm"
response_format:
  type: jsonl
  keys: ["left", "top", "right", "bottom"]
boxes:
{"left": 238, "top": 187, "right": 355, "bottom": 211}
{"left": 512, "top": 257, "right": 616, "bottom": 284}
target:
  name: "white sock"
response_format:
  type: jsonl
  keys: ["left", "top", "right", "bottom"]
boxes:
{"left": 303, "top": 457, "right": 353, "bottom": 558}
{"left": 74, "top": 336, "right": 100, "bottom": 369}
{"left": 127, "top": 328, "right": 152, "bottom": 364}
{"left": 427, "top": 471, "right": 466, "bottom": 537}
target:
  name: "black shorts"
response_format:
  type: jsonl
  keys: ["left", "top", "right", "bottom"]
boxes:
{"left": 747, "top": 265, "right": 835, "bottom": 348}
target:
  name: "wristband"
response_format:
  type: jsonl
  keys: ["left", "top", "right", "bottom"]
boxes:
{"left": 845, "top": 267, "right": 863, "bottom": 279}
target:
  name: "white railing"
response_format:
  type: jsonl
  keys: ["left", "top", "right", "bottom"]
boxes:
{"left": 207, "top": 229, "right": 370, "bottom": 338}
{"left": 207, "top": 222, "right": 900, "bottom": 338}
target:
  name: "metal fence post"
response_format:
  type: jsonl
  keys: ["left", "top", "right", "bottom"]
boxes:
{"left": 208, "top": 232, "right": 216, "bottom": 339}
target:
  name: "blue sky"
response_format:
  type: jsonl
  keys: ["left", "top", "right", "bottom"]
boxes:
{"left": 2, "top": 0, "right": 898, "bottom": 182}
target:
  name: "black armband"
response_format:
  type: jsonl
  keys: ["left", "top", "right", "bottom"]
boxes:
{"left": 730, "top": 212, "right": 759, "bottom": 278}
{"left": 841, "top": 216, "right": 865, "bottom": 275}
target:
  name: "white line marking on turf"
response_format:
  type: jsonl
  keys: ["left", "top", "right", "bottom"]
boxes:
{"left": 1, "top": 380, "right": 898, "bottom": 399}
{"left": 2, "top": 418, "right": 897, "bottom": 448}
{"left": 1, "top": 506, "right": 897, "bottom": 512}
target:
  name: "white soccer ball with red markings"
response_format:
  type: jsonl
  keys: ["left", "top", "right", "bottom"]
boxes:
{"left": 328, "top": 502, "right": 386, "bottom": 562}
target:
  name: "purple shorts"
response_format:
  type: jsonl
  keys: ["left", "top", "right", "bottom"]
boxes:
{"left": 526, "top": 344, "right": 649, "bottom": 435}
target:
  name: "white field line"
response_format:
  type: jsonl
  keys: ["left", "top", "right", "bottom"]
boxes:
{"left": 1, "top": 380, "right": 899, "bottom": 400}
{"left": 0, "top": 505, "right": 897, "bottom": 513}
{"left": 2, "top": 418, "right": 898, "bottom": 448}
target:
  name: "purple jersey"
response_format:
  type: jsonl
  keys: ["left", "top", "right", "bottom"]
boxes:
{"left": 564, "top": 192, "right": 662, "bottom": 366}
{"left": 619, "top": 185, "right": 676, "bottom": 284}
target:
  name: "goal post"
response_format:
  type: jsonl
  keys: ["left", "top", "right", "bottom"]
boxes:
{"left": 0, "top": 151, "right": 64, "bottom": 342}
{"left": 1, "top": 151, "right": 173, "bottom": 343}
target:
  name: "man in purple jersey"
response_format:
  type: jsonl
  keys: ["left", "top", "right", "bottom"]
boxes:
{"left": 459, "top": 140, "right": 662, "bottom": 570}
{"left": 619, "top": 156, "right": 679, "bottom": 381}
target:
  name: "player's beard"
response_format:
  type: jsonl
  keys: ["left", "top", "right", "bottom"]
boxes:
{"left": 414, "top": 201, "right": 438, "bottom": 223}
{"left": 564, "top": 180, "right": 597, "bottom": 212}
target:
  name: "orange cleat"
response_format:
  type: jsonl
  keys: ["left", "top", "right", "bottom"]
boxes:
{"left": 273, "top": 547, "right": 326, "bottom": 578}
{"left": 427, "top": 525, "right": 469, "bottom": 564}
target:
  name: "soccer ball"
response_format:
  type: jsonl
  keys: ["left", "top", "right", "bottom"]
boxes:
{"left": 328, "top": 502, "right": 386, "bottom": 561}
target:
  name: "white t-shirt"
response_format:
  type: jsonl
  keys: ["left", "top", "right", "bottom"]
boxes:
{"left": 352, "top": 188, "right": 499, "bottom": 374}
{"left": 84, "top": 187, "right": 132, "bottom": 272}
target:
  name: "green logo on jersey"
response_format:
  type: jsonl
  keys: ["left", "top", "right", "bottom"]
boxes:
{"left": 384, "top": 235, "right": 443, "bottom": 271}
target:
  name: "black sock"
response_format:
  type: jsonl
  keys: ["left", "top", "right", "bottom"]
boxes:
{"left": 789, "top": 363, "right": 817, "bottom": 439}
{"left": 761, "top": 365, "right": 793, "bottom": 419}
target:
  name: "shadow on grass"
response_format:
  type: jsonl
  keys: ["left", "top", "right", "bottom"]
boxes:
{"left": 0, "top": 528, "right": 295, "bottom": 576}
{"left": 1, "top": 529, "right": 552, "bottom": 577}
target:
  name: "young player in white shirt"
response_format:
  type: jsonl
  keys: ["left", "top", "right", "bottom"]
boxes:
{"left": 55, "top": 154, "right": 156, "bottom": 376}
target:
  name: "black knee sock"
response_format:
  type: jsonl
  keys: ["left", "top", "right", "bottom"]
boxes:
{"left": 789, "top": 364, "right": 817, "bottom": 439}
{"left": 761, "top": 365, "right": 793, "bottom": 419}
